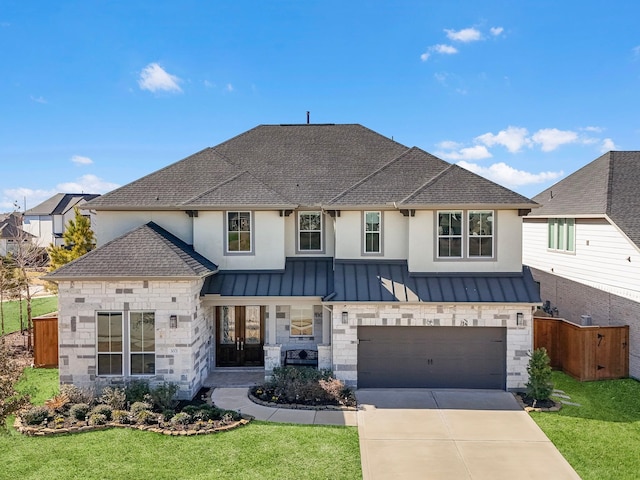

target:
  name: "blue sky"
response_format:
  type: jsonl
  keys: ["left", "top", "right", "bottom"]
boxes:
{"left": 2, "top": 1, "right": 639, "bottom": 211}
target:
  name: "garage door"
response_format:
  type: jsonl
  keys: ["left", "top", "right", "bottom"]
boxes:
{"left": 357, "top": 326, "right": 506, "bottom": 389}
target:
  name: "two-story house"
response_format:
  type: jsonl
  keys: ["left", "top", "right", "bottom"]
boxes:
{"left": 523, "top": 151, "right": 640, "bottom": 380}
{"left": 46, "top": 124, "right": 540, "bottom": 399}
{"left": 0, "top": 212, "right": 32, "bottom": 257}
{"left": 23, "top": 193, "right": 100, "bottom": 248}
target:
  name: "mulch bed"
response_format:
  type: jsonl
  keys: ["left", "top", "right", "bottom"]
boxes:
{"left": 515, "top": 393, "right": 562, "bottom": 412}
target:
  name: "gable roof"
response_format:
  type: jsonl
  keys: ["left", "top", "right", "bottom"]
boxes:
{"left": 24, "top": 193, "right": 101, "bottom": 216}
{"left": 530, "top": 151, "right": 640, "bottom": 247}
{"left": 87, "top": 124, "right": 536, "bottom": 210}
{"left": 0, "top": 213, "right": 28, "bottom": 239}
{"left": 44, "top": 222, "right": 218, "bottom": 280}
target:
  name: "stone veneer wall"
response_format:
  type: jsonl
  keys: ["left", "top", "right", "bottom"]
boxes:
{"left": 331, "top": 303, "right": 534, "bottom": 390}
{"left": 275, "top": 305, "right": 324, "bottom": 353}
{"left": 531, "top": 267, "right": 640, "bottom": 380}
{"left": 57, "top": 278, "right": 211, "bottom": 400}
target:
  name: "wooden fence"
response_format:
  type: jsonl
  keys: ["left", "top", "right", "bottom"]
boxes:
{"left": 534, "top": 316, "right": 628, "bottom": 381}
{"left": 33, "top": 312, "right": 58, "bottom": 367}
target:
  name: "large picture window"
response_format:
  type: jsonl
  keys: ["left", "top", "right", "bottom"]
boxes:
{"left": 298, "top": 212, "right": 322, "bottom": 251}
{"left": 468, "top": 211, "right": 494, "bottom": 257}
{"left": 548, "top": 218, "right": 575, "bottom": 252}
{"left": 437, "top": 211, "right": 463, "bottom": 257}
{"left": 364, "top": 211, "right": 381, "bottom": 253}
{"left": 129, "top": 312, "right": 156, "bottom": 375}
{"left": 227, "top": 211, "right": 251, "bottom": 252}
{"left": 97, "top": 312, "right": 123, "bottom": 376}
{"left": 290, "top": 306, "right": 314, "bottom": 336}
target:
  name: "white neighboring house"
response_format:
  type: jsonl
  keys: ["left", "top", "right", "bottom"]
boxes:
{"left": 45, "top": 124, "right": 540, "bottom": 399}
{"left": 523, "top": 151, "right": 640, "bottom": 380}
{"left": 23, "top": 193, "right": 100, "bottom": 248}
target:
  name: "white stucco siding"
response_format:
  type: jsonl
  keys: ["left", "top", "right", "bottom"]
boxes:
{"left": 523, "top": 218, "right": 640, "bottom": 301}
{"left": 409, "top": 210, "right": 524, "bottom": 273}
{"left": 194, "top": 210, "right": 285, "bottom": 270}
{"left": 95, "top": 211, "right": 194, "bottom": 246}
{"left": 284, "top": 211, "right": 335, "bottom": 258}
{"left": 23, "top": 215, "right": 54, "bottom": 248}
{"left": 335, "top": 210, "right": 408, "bottom": 259}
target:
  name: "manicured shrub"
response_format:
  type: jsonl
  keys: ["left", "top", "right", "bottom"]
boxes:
{"left": 148, "top": 382, "right": 179, "bottom": 411}
{"left": 22, "top": 406, "right": 51, "bottom": 425}
{"left": 130, "top": 401, "right": 152, "bottom": 416}
{"left": 125, "top": 379, "right": 150, "bottom": 404}
{"left": 90, "top": 404, "right": 113, "bottom": 421}
{"left": 88, "top": 413, "right": 107, "bottom": 426}
{"left": 526, "top": 347, "right": 554, "bottom": 402}
{"left": 162, "top": 409, "right": 175, "bottom": 422}
{"left": 60, "top": 384, "right": 95, "bottom": 405}
{"left": 170, "top": 412, "right": 191, "bottom": 427}
{"left": 69, "top": 403, "right": 91, "bottom": 421}
{"left": 134, "top": 409, "right": 157, "bottom": 425}
{"left": 100, "top": 386, "right": 126, "bottom": 410}
{"left": 112, "top": 409, "right": 130, "bottom": 424}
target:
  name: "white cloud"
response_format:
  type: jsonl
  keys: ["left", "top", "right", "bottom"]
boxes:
{"left": 420, "top": 52, "right": 431, "bottom": 61}
{"left": 490, "top": 27, "right": 504, "bottom": 36}
{"left": 433, "top": 44, "right": 458, "bottom": 54}
{"left": 475, "top": 126, "right": 531, "bottom": 153}
{"left": 57, "top": 174, "right": 120, "bottom": 194}
{"left": 226, "top": 83, "right": 234, "bottom": 92}
{"left": 582, "top": 126, "right": 604, "bottom": 133}
{"left": 203, "top": 80, "right": 214, "bottom": 88}
{"left": 138, "top": 63, "right": 182, "bottom": 93}
{"left": 458, "top": 161, "right": 564, "bottom": 188}
{"left": 531, "top": 128, "right": 578, "bottom": 152}
{"left": 437, "top": 145, "right": 492, "bottom": 161}
{"left": 445, "top": 28, "right": 482, "bottom": 43}
{"left": 600, "top": 138, "right": 617, "bottom": 153}
{"left": 71, "top": 155, "right": 93, "bottom": 166}
{"left": 30, "top": 95, "right": 47, "bottom": 104}
{"left": 436, "top": 140, "right": 462, "bottom": 150}
{"left": 633, "top": 45, "right": 640, "bottom": 57}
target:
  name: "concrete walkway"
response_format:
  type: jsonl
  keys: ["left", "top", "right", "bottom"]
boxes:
{"left": 356, "top": 389, "right": 580, "bottom": 480}
{"left": 212, "top": 387, "right": 358, "bottom": 426}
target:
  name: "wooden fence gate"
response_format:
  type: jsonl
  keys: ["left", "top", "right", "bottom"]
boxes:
{"left": 33, "top": 312, "right": 58, "bottom": 367}
{"left": 534, "top": 316, "right": 628, "bottom": 381}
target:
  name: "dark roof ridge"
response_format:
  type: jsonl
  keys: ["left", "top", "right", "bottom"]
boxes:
{"left": 328, "top": 146, "right": 419, "bottom": 203}
{"left": 605, "top": 152, "right": 615, "bottom": 215}
{"left": 181, "top": 171, "right": 246, "bottom": 205}
{"left": 399, "top": 163, "right": 456, "bottom": 204}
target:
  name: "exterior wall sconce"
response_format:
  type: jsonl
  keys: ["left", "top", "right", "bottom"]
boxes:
{"left": 341, "top": 311, "right": 348, "bottom": 324}
{"left": 516, "top": 312, "right": 524, "bottom": 326}
{"left": 170, "top": 315, "right": 178, "bottom": 329}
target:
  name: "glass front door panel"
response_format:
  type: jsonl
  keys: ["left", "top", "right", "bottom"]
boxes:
{"left": 220, "top": 307, "right": 236, "bottom": 345}
{"left": 245, "top": 306, "right": 261, "bottom": 345}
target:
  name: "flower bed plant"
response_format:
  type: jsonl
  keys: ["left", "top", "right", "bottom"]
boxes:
{"left": 250, "top": 367, "right": 356, "bottom": 408}
{"left": 15, "top": 381, "right": 245, "bottom": 436}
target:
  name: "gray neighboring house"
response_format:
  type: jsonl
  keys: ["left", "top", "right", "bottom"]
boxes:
{"left": 523, "top": 151, "right": 640, "bottom": 379}
{"left": 23, "top": 193, "right": 100, "bottom": 248}
{"left": 0, "top": 212, "right": 32, "bottom": 257}
{"left": 46, "top": 124, "right": 540, "bottom": 399}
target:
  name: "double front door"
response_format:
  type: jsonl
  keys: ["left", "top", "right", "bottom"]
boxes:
{"left": 216, "top": 306, "right": 264, "bottom": 367}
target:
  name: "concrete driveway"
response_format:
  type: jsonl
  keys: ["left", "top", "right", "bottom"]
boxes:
{"left": 356, "top": 389, "right": 580, "bottom": 480}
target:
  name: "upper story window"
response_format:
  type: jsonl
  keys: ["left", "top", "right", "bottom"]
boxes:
{"left": 227, "top": 211, "right": 252, "bottom": 253}
{"left": 364, "top": 211, "right": 381, "bottom": 254}
{"left": 468, "top": 211, "right": 494, "bottom": 257}
{"left": 437, "top": 210, "right": 495, "bottom": 259}
{"left": 298, "top": 211, "right": 322, "bottom": 252}
{"left": 437, "top": 211, "right": 463, "bottom": 258}
{"left": 548, "top": 218, "right": 575, "bottom": 253}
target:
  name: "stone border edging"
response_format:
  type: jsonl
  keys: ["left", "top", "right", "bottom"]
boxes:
{"left": 14, "top": 415, "right": 250, "bottom": 437}
{"left": 248, "top": 392, "right": 357, "bottom": 411}
{"left": 514, "top": 394, "right": 562, "bottom": 412}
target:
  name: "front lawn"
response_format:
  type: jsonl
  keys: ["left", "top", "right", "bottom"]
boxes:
{"left": 531, "top": 371, "right": 640, "bottom": 480}
{"left": 2, "top": 368, "right": 361, "bottom": 480}
{"left": 1, "top": 296, "right": 58, "bottom": 334}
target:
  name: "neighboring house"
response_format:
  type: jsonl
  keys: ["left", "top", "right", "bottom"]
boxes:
{"left": 523, "top": 151, "right": 640, "bottom": 380}
{"left": 45, "top": 124, "right": 540, "bottom": 399}
{"left": 22, "top": 193, "right": 100, "bottom": 248}
{"left": 0, "top": 212, "right": 32, "bottom": 257}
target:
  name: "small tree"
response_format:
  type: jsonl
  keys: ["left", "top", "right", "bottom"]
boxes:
{"left": 47, "top": 206, "right": 96, "bottom": 293}
{"left": 525, "top": 347, "right": 554, "bottom": 403}
{"left": 0, "top": 341, "right": 30, "bottom": 428}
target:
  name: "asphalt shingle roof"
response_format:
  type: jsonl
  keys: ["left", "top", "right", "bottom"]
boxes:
{"left": 87, "top": 124, "right": 535, "bottom": 210}
{"left": 530, "top": 151, "right": 640, "bottom": 248}
{"left": 25, "top": 193, "right": 100, "bottom": 216}
{"left": 45, "top": 222, "right": 218, "bottom": 279}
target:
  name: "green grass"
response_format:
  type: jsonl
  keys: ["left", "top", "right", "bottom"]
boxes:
{"left": 2, "top": 369, "right": 361, "bottom": 480}
{"left": 531, "top": 371, "right": 640, "bottom": 480}
{"left": 15, "top": 367, "right": 59, "bottom": 405}
{"left": 0, "top": 296, "right": 58, "bottom": 334}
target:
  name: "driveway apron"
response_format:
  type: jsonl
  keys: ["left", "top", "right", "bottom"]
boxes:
{"left": 356, "top": 389, "right": 580, "bottom": 480}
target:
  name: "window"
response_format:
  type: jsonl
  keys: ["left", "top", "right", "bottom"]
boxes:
{"left": 97, "top": 312, "right": 123, "bottom": 375}
{"left": 290, "top": 306, "right": 314, "bottom": 336}
{"left": 227, "top": 211, "right": 251, "bottom": 252}
{"left": 97, "top": 311, "right": 156, "bottom": 376}
{"left": 468, "top": 211, "right": 494, "bottom": 257}
{"left": 129, "top": 312, "right": 155, "bottom": 375}
{"left": 364, "top": 211, "right": 381, "bottom": 253}
{"left": 298, "top": 211, "right": 322, "bottom": 251}
{"left": 437, "top": 211, "right": 462, "bottom": 257}
{"left": 548, "top": 218, "right": 575, "bottom": 252}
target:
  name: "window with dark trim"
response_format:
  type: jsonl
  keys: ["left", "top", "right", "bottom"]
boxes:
{"left": 468, "top": 211, "right": 494, "bottom": 257}
{"left": 298, "top": 211, "right": 322, "bottom": 251}
{"left": 437, "top": 211, "right": 463, "bottom": 258}
{"left": 364, "top": 211, "right": 381, "bottom": 253}
{"left": 227, "top": 211, "right": 251, "bottom": 252}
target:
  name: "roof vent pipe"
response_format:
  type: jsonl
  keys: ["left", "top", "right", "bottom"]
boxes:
{"left": 306, "top": 111, "right": 310, "bottom": 124}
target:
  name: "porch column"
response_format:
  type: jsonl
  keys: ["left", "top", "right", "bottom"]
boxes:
{"left": 322, "top": 305, "right": 332, "bottom": 344}
{"left": 267, "top": 304, "right": 277, "bottom": 345}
